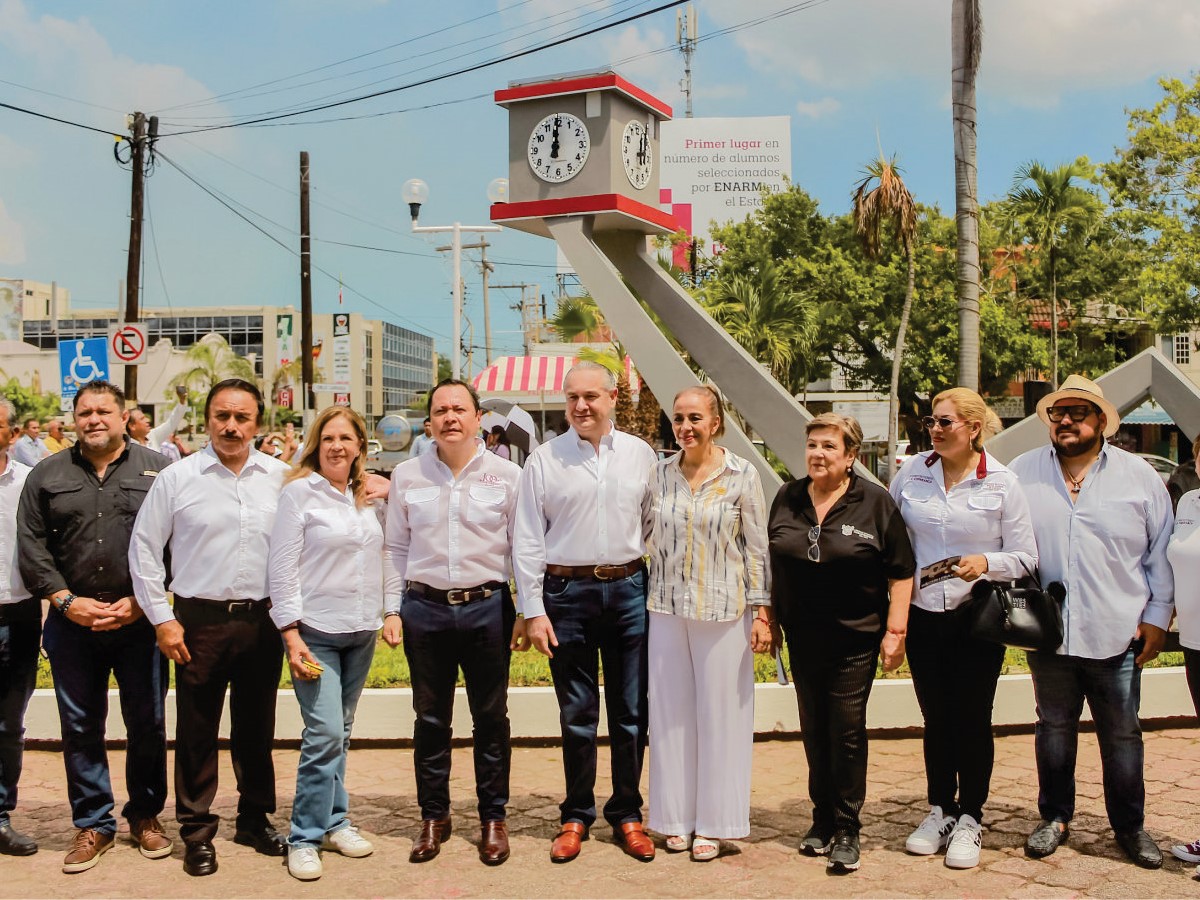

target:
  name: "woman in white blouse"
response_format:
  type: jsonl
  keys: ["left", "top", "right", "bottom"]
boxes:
{"left": 644, "top": 385, "right": 773, "bottom": 861}
{"left": 889, "top": 387, "right": 1037, "bottom": 870}
{"left": 267, "top": 407, "right": 385, "bottom": 881}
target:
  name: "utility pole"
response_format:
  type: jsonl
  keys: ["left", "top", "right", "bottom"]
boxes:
{"left": 300, "top": 152, "right": 315, "bottom": 417}
{"left": 122, "top": 111, "right": 151, "bottom": 402}
{"left": 436, "top": 238, "right": 494, "bottom": 365}
{"left": 495, "top": 282, "right": 541, "bottom": 353}
{"left": 676, "top": 3, "right": 697, "bottom": 118}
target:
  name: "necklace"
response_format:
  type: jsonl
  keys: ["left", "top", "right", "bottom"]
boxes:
{"left": 1058, "top": 455, "right": 1096, "bottom": 495}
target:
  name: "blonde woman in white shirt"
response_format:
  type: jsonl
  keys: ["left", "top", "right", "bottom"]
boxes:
{"left": 889, "top": 387, "right": 1037, "bottom": 870}
{"left": 644, "top": 385, "right": 773, "bottom": 861}
{"left": 267, "top": 407, "right": 385, "bottom": 881}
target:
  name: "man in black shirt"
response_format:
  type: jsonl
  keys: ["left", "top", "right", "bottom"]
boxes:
{"left": 16, "top": 381, "right": 171, "bottom": 875}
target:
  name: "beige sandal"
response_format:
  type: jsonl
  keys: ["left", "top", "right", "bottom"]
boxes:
{"left": 691, "top": 836, "right": 720, "bottom": 861}
{"left": 665, "top": 834, "right": 689, "bottom": 852}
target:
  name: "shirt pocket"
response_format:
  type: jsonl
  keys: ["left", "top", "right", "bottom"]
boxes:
{"left": 405, "top": 486, "right": 441, "bottom": 526}
{"left": 43, "top": 480, "right": 84, "bottom": 532}
{"left": 118, "top": 476, "right": 153, "bottom": 519}
{"left": 466, "top": 484, "right": 506, "bottom": 527}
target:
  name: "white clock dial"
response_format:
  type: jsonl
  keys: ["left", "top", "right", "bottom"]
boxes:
{"left": 621, "top": 119, "right": 653, "bottom": 190}
{"left": 528, "top": 112, "right": 590, "bottom": 184}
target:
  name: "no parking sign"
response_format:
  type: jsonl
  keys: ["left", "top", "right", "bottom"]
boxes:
{"left": 108, "top": 322, "right": 148, "bottom": 365}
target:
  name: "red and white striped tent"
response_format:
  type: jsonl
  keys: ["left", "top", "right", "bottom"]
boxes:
{"left": 472, "top": 355, "right": 640, "bottom": 395}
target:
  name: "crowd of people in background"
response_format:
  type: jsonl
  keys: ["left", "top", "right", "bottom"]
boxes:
{"left": 1, "top": 365, "right": 1199, "bottom": 884}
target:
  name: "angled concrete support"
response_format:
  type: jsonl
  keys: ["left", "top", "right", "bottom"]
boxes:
{"left": 987, "top": 347, "right": 1200, "bottom": 463}
{"left": 549, "top": 216, "right": 783, "bottom": 490}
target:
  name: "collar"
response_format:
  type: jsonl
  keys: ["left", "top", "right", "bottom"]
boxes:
{"left": 306, "top": 470, "right": 354, "bottom": 500}
{"left": 199, "top": 442, "right": 272, "bottom": 474}
{"left": 429, "top": 439, "right": 487, "bottom": 478}
{"left": 925, "top": 450, "right": 988, "bottom": 479}
{"left": 70, "top": 435, "right": 132, "bottom": 469}
{"left": 667, "top": 445, "right": 741, "bottom": 473}
{"left": 568, "top": 423, "right": 616, "bottom": 451}
{"left": 0, "top": 454, "right": 20, "bottom": 480}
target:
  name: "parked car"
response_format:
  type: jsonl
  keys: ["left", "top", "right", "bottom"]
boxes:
{"left": 1136, "top": 452, "right": 1176, "bottom": 484}
{"left": 365, "top": 438, "right": 406, "bottom": 475}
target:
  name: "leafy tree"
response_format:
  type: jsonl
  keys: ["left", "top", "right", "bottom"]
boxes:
{"left": 180, "top": 333, "right": 255, "bottom": 396}
{"left": 952, "top": 0, "right": 983, "bottom": 388}
{"left": 853, "top": 154, "right": 918, "bottom": 480}
{"left": 1, "top": 377, "right": 62, "bottom": 424}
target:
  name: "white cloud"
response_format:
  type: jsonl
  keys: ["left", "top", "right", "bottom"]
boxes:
{"left": 795, "top": 97, "right": 840, "bottom": 119}
{"left": 0, "top": 197, "right": 27, "bottom": 265}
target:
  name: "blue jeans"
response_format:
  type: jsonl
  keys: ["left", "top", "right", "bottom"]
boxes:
{"left": 401, "top": 589, "right": 514, "bottom": 822}
{"left": 1027, "top": 645, "right": 1144, "bottom": 834}
{"left": 289, "top": 625, "right": 376, "bottom": 848}
{"left": 41, "top": 611, "right": 168, "bottom": 834}
{"left": 543, "top": 569, "right": 648, "bottom": 828}
{"left": 0, "top": 599, "right": 41, "bottom": 826}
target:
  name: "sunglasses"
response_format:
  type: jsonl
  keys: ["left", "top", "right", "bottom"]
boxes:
{"left": 807, "top": 525, "right": 820, "bottom": 563}
{"left": 1046, "top": 404, "right": 1096, "bottom": 423}
{"left": 921, "top": 416, "right": 964, "bottom": 431}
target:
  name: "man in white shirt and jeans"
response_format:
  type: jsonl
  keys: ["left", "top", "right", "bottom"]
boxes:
{"left": 1009, "top": 374, "right": 1174, "bottom": 870}
{"left": 130, "top": 379, "right": 291, "bottom": 877}
{"left": 383, "top": 379, "right": 524, "bottom": 867}
{"left": 513, "top": 362, "right": 657, "bottom": 864}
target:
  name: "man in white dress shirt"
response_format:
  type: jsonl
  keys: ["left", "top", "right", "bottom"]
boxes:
{"left": 513, "top": 361, "right": 657, "bottom": 863}
{"left": 383, "top": 379, "right": 524, "bottom": 867}
{"left": 130, "top": 379, "right": 291, "bottom": 877}
{"left": 1009, "top": 374, "right": 1173, "bottom": 870}
{"left": 127, "top": 385, "right": 189, "bottom": 455}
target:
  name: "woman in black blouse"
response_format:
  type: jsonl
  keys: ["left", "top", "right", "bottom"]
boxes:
{"left": 768, "top": 413, "right": 915, "bottom": 874}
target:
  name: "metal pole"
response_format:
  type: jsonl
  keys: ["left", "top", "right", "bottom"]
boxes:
{"left": 452, "top": 222, "right": 462, "bottom": 380}
{"left": 300, "top": 152, "right": 315, "bottom": 416}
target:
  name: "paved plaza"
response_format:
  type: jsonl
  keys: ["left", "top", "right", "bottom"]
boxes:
{"left": 4, "top": 729, "right": 1200, "bottom": 899}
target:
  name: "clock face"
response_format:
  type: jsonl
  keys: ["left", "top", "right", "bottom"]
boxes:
{"left": 528, "top": 112, "right": 590, "bottom": 184}
{"left": 621, "top": 119, "right": 653, "bottom": 190}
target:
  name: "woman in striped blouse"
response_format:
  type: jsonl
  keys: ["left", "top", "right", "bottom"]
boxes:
{"left": 644, "top": 385, "right": 773, "bottom": 861}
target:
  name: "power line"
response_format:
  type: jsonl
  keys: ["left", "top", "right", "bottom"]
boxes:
{"left": 0, "top": 100, "right": 119, "bottom": 137}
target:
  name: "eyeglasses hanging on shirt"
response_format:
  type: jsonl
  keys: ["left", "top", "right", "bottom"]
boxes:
{"left": 807, "top": 525, "right": 821, "bottom": 563}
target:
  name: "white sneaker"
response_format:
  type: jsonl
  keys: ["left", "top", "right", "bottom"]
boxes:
{"left": 945, "top": 815, "right": 983, "bottom": 869}
{"left": 321, "top": 825, "right": 374, "bottom": 858}
{"left": 288, "top": 846, "right": 322, "bottom": 880}
{"left": 906, "top": 806, "right": 956, "bottom": 855}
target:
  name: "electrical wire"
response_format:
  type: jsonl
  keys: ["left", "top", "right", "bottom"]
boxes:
{"left": 0, "top": 100, "right": 120, "bottom": 137}
{"left": 145, "top": 182, "right": 175, "bottom": 313}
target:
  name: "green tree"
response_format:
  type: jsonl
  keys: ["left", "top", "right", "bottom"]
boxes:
{"left": 1003, "top": 158, "right": 1103, "bottom": 388}
{"left": 1, "top": 377, "right": 62, "bottom": 424}
{"left": 180, "top": 333, "right": 255, "bottom": 397}
{"left": 952, "top": 0, "right": 983, "bottom": 389}
{"left": 853, "top": 153, "right": 918, "bottom": 481}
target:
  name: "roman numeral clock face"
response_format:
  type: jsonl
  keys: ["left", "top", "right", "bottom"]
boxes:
{"left": 528, "top": 112, "right": 590, "bottom": 183}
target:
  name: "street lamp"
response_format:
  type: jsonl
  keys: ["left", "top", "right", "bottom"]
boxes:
{"left": 402, "top": 178, "right": 504, "bottom": 380}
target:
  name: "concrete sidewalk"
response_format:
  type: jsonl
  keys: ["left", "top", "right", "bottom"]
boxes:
{"left": 3, "top": 729, "right": 1199, "bottom": 899}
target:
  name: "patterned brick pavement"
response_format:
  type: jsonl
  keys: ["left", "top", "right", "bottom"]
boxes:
{"left": 3, "top": 729, "right": 1199, "bottom": 898}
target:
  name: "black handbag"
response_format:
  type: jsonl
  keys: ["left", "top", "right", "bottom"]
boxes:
{"left": 963, "top": 562, "right": 1066, "bottom": 652}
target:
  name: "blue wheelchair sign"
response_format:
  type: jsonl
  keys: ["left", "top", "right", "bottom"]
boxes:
{"left": 58, "top": 337, "right": 110, "bottom": 400}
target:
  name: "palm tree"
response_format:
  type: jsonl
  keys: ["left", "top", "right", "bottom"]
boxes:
{"left": 1004, "top": 159, "right": 1102, "bottom": 388}
{"left": 852, "top": 154, "right": 918, "bottom": 482}
{"left": 952, "top": 0, "right": 982, "bottom": 390}
{"left": 180, "top": 332, "right": 255, "bottom": 397}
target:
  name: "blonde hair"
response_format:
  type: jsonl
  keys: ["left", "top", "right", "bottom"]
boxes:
{"left": 806, "top": 412, "right": 863, "bottom": 456}
{"left": 673, "top": 384, "right": 726, "bottom": 437}
{"left": 932, "top": 387, "right": 1002, "bottom": 452}
{"left": 285, "top": 407, "right": 370, "bottom": 507}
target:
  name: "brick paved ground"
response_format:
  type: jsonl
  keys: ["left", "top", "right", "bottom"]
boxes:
{"left": 4, "top": 729, "right": 1200, "bottom": 898}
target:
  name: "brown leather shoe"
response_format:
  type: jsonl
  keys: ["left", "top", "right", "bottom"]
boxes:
{"left": 479, "top": 820, "right": 510, "bottom": 866}
{"left": 129, "top": 816, "right": 173, "bottom": 859}
{"left": 62, "top": 828, "right": 115, "bottom": 874}
{"left": 550, "top": 821, "right": 588, "bottom": 863}
{"left": 409, "top": 817, "right": 452, "bottom": 863}
{"left": 618, "top": 821, "right": 655, "bottom": 861}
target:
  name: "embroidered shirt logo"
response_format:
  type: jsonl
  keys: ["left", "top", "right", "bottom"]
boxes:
{"left": 841, "top": 523, "right": 875, "bottom": 540}
{"left": 478, "top": 472, "right": 503, "bottom": 486}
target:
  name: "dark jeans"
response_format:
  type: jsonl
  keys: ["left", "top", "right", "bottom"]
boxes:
{"left": 0, "top": 598, "right": 41, "bottom": 826}
{"left": 783, "top": 622, "right": 880, "bottom": 835}
{"left": 1027, "top": 644, "right": 1144, "bottom": 834}
{"left": 1185, "top": 647, "right": 1200, "bottom": 717}
{"left": 41, "top": 610, "right": 168, "bottom": 834}
{"left": 173, "top": 599, "right": 283, "bottom": 843}
{"left": 906, "top": 605, "right": 1005, "bottom": 822}
{"left": 543, "top": 569, "right": 648, "bottom": 828}
{"left": 400, "top": 588, "right": 515, "bottom": 822}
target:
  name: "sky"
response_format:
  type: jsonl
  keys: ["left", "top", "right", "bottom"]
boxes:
{"left": 1, "top": 0, "right": 1199, "bottom": 371}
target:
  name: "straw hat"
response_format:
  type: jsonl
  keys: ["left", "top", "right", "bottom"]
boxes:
{"left": 1035, "top": 374, "right": 1120, "bottom": 437}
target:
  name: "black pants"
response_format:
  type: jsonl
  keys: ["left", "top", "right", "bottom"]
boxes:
{"left": 784, "top": 622, "right": 879, "bottom": 835}
{"left": 906, "top": 605, "right": 1005, "bottom": 823}
{"left": 173, "top": 598, "right": 283, "bottom": 844}
{"left": 1186, "top": 648, "right": 1200, "bottom": 716}
{"left": 400, "top": 588, "right": 514, "bottom": 822}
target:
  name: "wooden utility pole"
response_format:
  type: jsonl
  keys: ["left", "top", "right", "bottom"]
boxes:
{"left": 300, "top": 152, "right": 315, "bottom": 415}
{"left": 436, "top": 238, "right": 494, "bottom": 365}
{"left": 123, "top": 112, "right": 146, "bottom": 402}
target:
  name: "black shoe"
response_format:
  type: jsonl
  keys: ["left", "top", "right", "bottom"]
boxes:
{"left": 827, "top": 830, "right": 860, "bottom": 872}
{"left": 183, "top": 840, "right": 218, "bottom": 877}
{"left": 0, "top": 822, "right": 37, "bottom": 856}
{"left": 1024, "top": 820, "right": 1069, "bottom": 859}
{"left": 233, "top": 822, "right": 287, "bottom": 857}
{"left": 799, "top": 824, "right": 832, "bottom": 856}
{"left": 1116, "top": 829, "right": 1163, "bottom": 869}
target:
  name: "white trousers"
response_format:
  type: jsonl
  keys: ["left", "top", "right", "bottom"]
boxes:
{"left": 647, "top": 610, "right": 755, "bottom": 839}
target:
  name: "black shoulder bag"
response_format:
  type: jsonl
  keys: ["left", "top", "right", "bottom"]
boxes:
{"left": 963, "top": 561, "right": 1067, "bottom": 652}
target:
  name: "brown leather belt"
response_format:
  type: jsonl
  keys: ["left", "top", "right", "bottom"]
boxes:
{"left": 407, "top": 581, "right": 506, "bottom": 606}
{"left": 175, "top": 596, "right": 271, "bottom": 615}
{"left": 544, "top": 560, "right": 645, "bottom": 581}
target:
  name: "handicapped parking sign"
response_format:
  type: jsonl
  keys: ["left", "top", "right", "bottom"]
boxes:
{"left": 58, "top": 337, "right": 110, "bottom": 405}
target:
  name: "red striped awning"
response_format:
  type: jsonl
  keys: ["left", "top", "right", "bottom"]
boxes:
{"left": 472, "top": 355, "right": 640, "bottom": 394}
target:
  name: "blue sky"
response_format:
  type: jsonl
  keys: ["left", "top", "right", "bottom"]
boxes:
{"left": 1, "top": 0, "right": 1197, "bottom": 368}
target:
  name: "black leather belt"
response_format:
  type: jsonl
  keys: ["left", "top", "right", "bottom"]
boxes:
{"left": 544, "top": 559, "right": 645, "bottom": 581}
{"left": 406, "top": 581, "right": 505, "bottom": 606}
{"left": 175, "top": 596, "right": 270, "bottom": 615}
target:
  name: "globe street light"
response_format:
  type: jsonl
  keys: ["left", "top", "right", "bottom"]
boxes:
{"left": 403, "top": 179, "right": 503, "bottom": 380}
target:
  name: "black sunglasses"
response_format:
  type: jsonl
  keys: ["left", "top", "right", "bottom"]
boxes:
{"left": 1046, "top": 404, "right": 1097, "bottom": 423}
{"left": 921, "top": 416, "right": 963, "bottom": 431}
